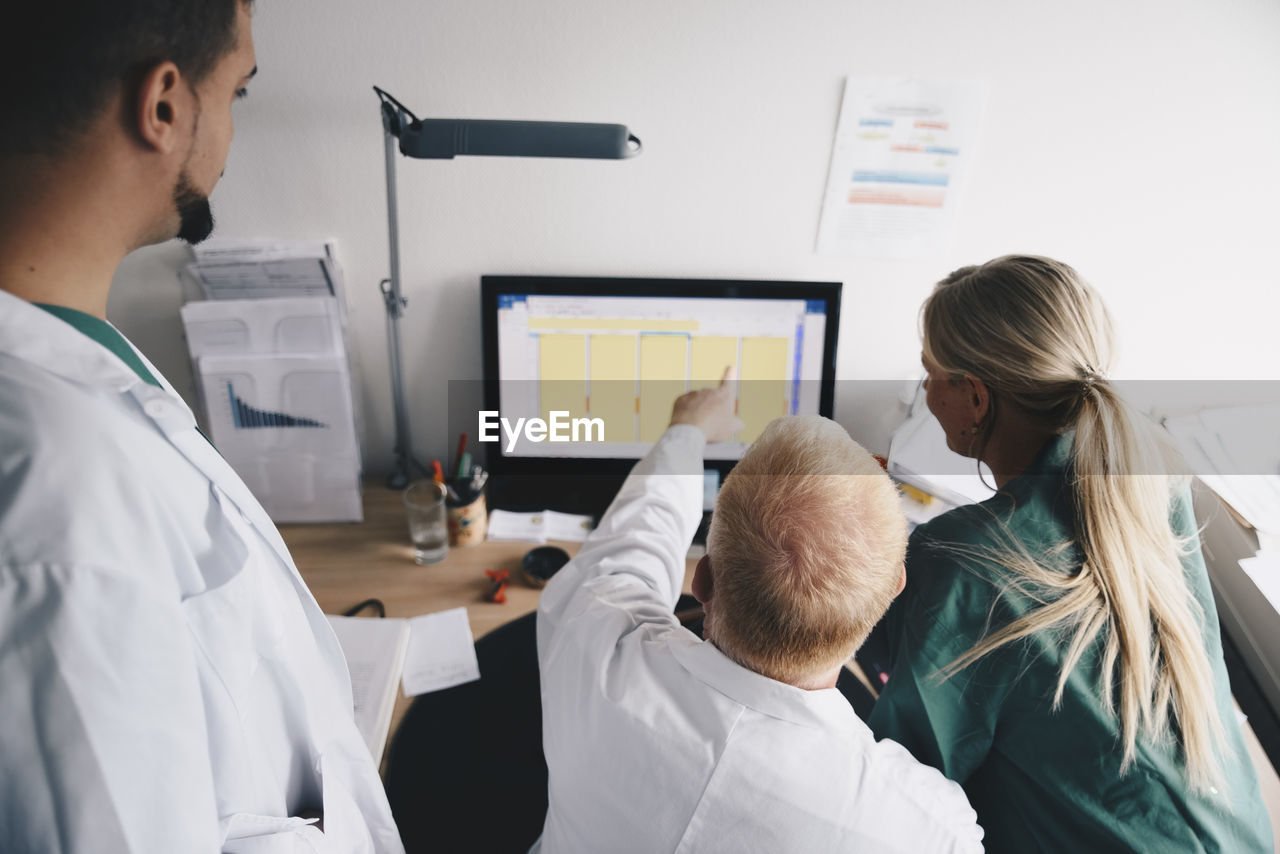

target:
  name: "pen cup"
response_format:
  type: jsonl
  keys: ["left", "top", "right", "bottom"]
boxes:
{"left": 446, "top": 485, "right": 487, "bottom": 548}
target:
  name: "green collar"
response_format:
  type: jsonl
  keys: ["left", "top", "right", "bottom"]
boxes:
{"left": 33, "top": 302, "right": 223, "bottom": 452}
{"left": 34, "top": 303, "right": 162, "bottom": 389}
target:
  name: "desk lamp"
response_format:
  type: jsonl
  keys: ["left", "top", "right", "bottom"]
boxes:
{"left": 373, "top": 87, "right": 642, "bottom": 489}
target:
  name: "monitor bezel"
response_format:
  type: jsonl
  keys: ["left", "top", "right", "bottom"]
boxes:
{"left": 480, "top": 275, "right": 842, "bottom": 479}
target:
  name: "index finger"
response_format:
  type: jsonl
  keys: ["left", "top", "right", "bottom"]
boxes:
{"left": 720, "top": 365, "right": 736, "bottom": 388}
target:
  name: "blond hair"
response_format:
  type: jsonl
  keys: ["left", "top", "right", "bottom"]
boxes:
{"left": 922, "top": 254, "right": 1228, "bottom": 793}
{"left": 706, "top": 415, "right": 907, "bottom": 685}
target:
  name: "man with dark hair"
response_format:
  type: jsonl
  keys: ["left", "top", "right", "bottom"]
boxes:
{"left": 0, "top": 4, "right": 403, "bottom": 851}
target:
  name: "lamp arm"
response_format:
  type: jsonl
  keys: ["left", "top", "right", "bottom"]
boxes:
{"left": 380, "top": 115, "right": 427, "bottom": 489}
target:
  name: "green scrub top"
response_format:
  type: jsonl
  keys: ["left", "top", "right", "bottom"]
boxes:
{"left": 35, "top": 303, "right": 222, "bottom": 452}
{"left": 35, "top": 303, "right": 162, "bottom": 388}
{"left": 869, "top": 433, "right": 1274, "bottom": 853}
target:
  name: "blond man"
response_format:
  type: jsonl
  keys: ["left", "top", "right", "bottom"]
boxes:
{"left": 533, "top": 375, "right": 983, "bottom": 852}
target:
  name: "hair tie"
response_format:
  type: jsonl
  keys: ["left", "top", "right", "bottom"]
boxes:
{"left": 1079, "top": 367, "right": 1103, "bottom": 396}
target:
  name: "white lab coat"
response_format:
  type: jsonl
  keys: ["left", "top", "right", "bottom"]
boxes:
{"left": 0, "top": 291, "right": 403, "bottom": 854}
{"left": 535, "top": 425, "right": 984, "bottom": 853}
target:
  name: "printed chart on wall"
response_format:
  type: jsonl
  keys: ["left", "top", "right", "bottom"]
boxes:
{"left": 494, "top": 294, "right": 829, "bottom": 460}
{"left": 816, "top": 77, "right": 987, "bottom": 259}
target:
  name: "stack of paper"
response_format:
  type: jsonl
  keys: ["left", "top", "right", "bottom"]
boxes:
{"left": 1163, "top": 405, "right": 1280, "bottom": 544}
{"left": 187, "top": 238, "right": 343, "bottom": 300}
{"left": 180, "top": 239, "right": 363, "bottom": 522}
{"left": 486, "top": 509, "right": 595, "bottom": 543}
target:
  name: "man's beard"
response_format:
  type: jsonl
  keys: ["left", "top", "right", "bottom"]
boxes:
{"left": 173, "top": 173, "right": 215, "bottom": 245}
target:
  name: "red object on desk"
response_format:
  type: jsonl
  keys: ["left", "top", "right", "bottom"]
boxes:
{"left": 484, "top": 569, "right": 510, "bottom": 604}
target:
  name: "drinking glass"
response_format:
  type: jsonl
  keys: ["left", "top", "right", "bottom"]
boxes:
{"left": 404, "top": 480, "right": 449, "bottom": 565}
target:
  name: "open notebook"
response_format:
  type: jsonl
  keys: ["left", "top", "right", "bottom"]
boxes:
{"left": 327, "top": 608, "right": 483, "bottom": 761}
{"left": 326, "top": 614, "right": 410, "bottom": 760}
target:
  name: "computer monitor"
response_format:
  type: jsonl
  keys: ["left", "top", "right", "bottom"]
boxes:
{"left": 479, "top": 275, "right": 841, "bottom": 513}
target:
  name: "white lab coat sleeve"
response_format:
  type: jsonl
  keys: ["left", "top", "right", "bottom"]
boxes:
{"left": 0, "top": 562, "right": 324, "bottom": 854}
{"left": 537, "top": 424, "right": 705, "bottom": 652}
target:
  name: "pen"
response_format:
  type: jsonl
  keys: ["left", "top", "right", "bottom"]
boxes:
{"left": 899, "top": 483, "right": 933, "bottom": 505}
{"left": 457, "top": 451, "right": 472, "bottom": 480}
{"left": 431, "top": 460, "right": 445, "bottom": 485}
{"left": 454, "top": 433, "right": 468, "bottom": 477}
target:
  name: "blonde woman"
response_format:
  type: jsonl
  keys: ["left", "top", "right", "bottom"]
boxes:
{"left": 868, "top": 256, "right": 1273, "bottom": 852}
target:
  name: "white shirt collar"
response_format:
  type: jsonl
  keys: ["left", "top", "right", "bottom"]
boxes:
{"left": 0, "top": 288, "right": 145, "bottom": 393}
{"left": 670, "top": 634, "right": 867, "bottom": 737}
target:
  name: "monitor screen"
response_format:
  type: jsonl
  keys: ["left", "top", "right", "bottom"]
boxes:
{"left": 480, "top": 276, "right": 840, "bottom": 479}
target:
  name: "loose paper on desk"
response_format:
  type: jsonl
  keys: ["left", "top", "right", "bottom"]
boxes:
{"left": 1164, "top": 405, "right": 1280, "bottom": 541}
{"left": 326, "top": 615, "right": 409, "bottom": 760}
{"left": 816, "top": 77, "right": 986, "bottom": 259}
{"left": 486, "top": 509, "right": 595, "bottom": 544}
{"left": 545, "top": 510, "right": 595, "bottom": 541}
{"left": 1239, "top": 551, "right": 1280, "bottom": 618}
{"left": 401, "top": 607, "right": 481, "bottom": 697}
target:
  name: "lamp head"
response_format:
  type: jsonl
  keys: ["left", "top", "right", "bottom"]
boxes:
{"left": 374, "top": 86, "right": 641, "bottom": 160}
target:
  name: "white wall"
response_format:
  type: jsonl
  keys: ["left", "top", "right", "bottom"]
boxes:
{"left": 108, "top": 0, "right": 1280, "bottom": 473}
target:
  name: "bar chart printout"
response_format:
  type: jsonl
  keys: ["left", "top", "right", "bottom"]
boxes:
{"left": 226, "top": 381, "right": 327, "bottom": 429}
{"left": 496, "top": 294, "right": 828, "bottom": 460}
{"left": 195, "top": 353, "right": 363, "bottom": 523}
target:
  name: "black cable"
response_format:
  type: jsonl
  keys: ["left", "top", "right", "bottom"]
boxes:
{"left": 343, "top": 598, "right": 386, "bottom": 618}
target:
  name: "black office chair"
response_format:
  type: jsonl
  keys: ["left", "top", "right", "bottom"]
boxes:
{"left": 385, "top": 611, "right": 548, "bottom": 854}
{"left": 384, "top": 597, "right": 879, "bottom": 853}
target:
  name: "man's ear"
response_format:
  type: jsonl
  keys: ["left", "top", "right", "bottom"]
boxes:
{"left": 691, "top": 554, "right": 713, "bottom": 605}
{"left": 134, "top": 61, "right": 188, "bottom": 154}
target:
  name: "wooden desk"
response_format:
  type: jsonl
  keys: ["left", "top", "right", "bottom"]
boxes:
{"left": 279, "top": 481, "right": 699, "bottom": 763}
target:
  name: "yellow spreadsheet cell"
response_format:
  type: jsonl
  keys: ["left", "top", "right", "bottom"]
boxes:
{"left": 589, "top": 335, "right": 637, "bottom": 441}
{"left": 689, "top": 336, "right": 738, "bottom": 390}
{"left": 638, "top": 335, "right": 688, "bottom": 442}
{"left": 538, "top": 334, "right": 587, "bottom": 422}
{"left": 589, "top": 335, "right": 636, "bottom": 381}
{"left": 589, "top": 385, "right": 636, "bottom": 441}
{"left": 738, "top": 337, "right": 788, "bottom": 442}
{"left": 528, "top": 317, "right": 698, "bottom": 332}
{"left": 740, "top": 337, "right": 788, "bottom": 381}
{"left": 638, "top": 335, "right": 688, "bottom": 381}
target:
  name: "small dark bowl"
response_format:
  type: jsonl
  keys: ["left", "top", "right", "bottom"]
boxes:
{"left": 522, "top": 546, "right": 571, "bottom": 589}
